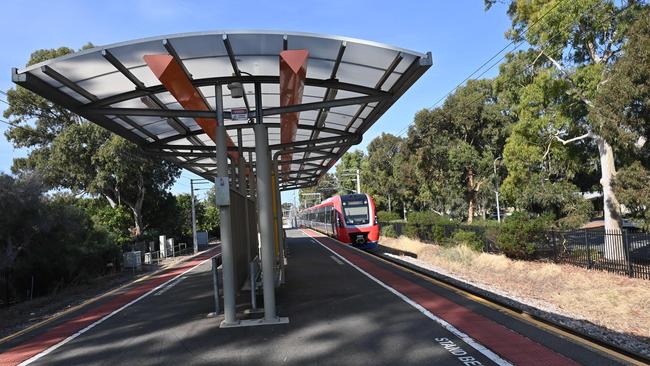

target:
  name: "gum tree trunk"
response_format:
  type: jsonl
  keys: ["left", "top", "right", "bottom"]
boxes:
{"left": 467, "top": 168, "right": 475, "bottom": 224}
{"left": 596, "top": 136, "right": 623, "bottom": 260}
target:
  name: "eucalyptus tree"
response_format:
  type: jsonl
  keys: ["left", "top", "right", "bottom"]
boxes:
{"left": 487, "top": 0, "right": 648, "bottom": 256}
{"left": 411, "top": 79, "right": 510, "bottom": 223}
{"left": 602, "top": 10, "right": 650, "bottom": 229}
{"left": 335, "top": 150, "right": 365, "bottom": 194}
{"left": 3, "top": 46, "right": 181, "bottom": 235}
{"left": 363, "top": 133, "right": 403, "bottom": 211}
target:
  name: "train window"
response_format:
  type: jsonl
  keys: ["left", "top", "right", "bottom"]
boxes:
{"left": 342, "top": 202, "right": 370, "bottom": 225}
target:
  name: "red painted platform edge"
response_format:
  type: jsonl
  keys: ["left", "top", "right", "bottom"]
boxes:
{"left": 303, "top": 229, "right": 580, "bottom": 366}
{"left": 0, "top": 248, "right": 219, "bottom": 366}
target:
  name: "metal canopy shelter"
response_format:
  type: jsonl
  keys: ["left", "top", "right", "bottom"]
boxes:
{"left": 12, "top": 30, "right": 431, "bottom": 327}
{"left": 12, "top": 30, "right": 431, "bottom": 190}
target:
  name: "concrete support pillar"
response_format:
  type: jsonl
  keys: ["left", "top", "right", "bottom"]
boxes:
{"left": 254, "top": 122, "right": 278, "bottom": 321}
{"left": 215, "top": 84, "right": 238, "bottom": 326}
{"left": 191, "top": 179, "right": 198, "bottom": 254}
{"left": 238, "top": 131, "right": 252, "bottom": 266}
{"left": 254, "top": 82, "right": 278, "bottom": 322}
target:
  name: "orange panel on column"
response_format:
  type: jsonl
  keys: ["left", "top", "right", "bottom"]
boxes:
{"left": 144, "top": 54, "right": 240, "bottom": 164}
{"left": 279, "top": 50, "right": 308, "bottom": 176}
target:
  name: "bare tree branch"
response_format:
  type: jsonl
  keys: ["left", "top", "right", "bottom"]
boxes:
{"left": 586, "top": 41, "right": 601, "bottom": 64}
{"left": 541, "top": 138, "right": 554, "bottom": 160}
{"left": 554, "top": 130, "right": 595, "bottom": 145}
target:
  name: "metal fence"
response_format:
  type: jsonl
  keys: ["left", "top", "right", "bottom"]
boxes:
{"left": 379, "top": 222, "right": 650, "bottom": 280}
{"left": 550, "top": 230, "right": 650, "bottom": 279}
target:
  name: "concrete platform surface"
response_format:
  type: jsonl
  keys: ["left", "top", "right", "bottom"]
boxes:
{"left": 0, "top": 230, "right": 626, "bottom": 366}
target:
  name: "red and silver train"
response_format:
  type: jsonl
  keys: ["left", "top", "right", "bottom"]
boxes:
{"left": 298, "top": 193, "right": 379, "bottom": 249}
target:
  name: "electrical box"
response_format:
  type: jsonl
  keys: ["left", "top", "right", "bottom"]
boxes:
{"left": 215, "top": 176, "right": 230, "bottom": 206}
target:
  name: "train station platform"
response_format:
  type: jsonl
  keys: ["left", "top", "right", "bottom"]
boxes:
{"left": 0, "top": 230, "right": 627, "bottom": 366}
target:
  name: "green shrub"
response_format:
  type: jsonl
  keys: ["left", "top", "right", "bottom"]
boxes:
{"left": 380, "top": 225, "right": 398, "bottom": 238}
{"left": 497, "top": 212, "right": 552, "bottom": 259}
{"left": 91, "top": 205, "right": 133, "bottom": 245}
{"left": 431, "top": 224, "right": 446, "bottom": 243}
{"left": 404, "top": 211, "right": 453, "bottom": 242}
{"left": 377, "top": 210, "right": 401, "bottom": 223}
{"left": 404, "top": 225, "right": 419, "bottom": 239}
{"left": 452, "top": 230, "right": 484, "bottom": 252}
{"left": 407, "top": 211, "right": 450, "bottom": 226}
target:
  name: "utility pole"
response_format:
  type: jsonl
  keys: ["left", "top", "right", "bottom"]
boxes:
{"left": 356, "top": 169, "right": 361, "bottom": 194}
{"left": 494, "top": 157, "right": 502, "bottom": 223}
{"left": 339, "top": 169, "right": 361, "bottom": 194}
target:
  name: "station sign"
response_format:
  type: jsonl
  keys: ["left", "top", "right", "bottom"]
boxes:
{"left": 231, "top": 108, "right": 248, "bottom": 121}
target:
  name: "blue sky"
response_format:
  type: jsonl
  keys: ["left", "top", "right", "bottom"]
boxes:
{"left": 0, "top": 0, "right": 513, "bottom": 203}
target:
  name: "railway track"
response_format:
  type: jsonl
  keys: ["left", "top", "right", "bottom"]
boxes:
{"left": 366, "top": 247, "right": 650, "bottom": 366}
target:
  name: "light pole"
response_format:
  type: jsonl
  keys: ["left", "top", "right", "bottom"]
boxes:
{"left": 494, "top": 157, "right": 502, "bottom": 223}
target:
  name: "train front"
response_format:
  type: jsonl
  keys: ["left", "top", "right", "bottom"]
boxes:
{"left": 340, "top": 194, "right": 379, "bottom": 249}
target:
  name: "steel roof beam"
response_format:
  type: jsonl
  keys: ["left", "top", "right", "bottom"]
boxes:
{"left": 86, "top": 76, "right": 388, "bottom": 108}
{"left": 270, "top": 133, "right": 359, "bottom": 150}
{"left": 102, "top": 49, "right": 190, "bottom": 141}
{"left": 222, "top": 34, "right": 251, "bottom": 111}
{"left": 85, "top": 94, "right": 384, "bottom": 119}
{"left": 144, "top": 54, "right": 241, "bottom": 164}
{"left": 280, "top": 153, "right": 337, "bottom": 166}
{"left": 101, "top": 49, "right": 146, "bottom": 89}
{"left": 299, "top": 41, "right": 346, "bottom": 179}
{"left": 162, "top": 38, "right": 213, "bottom": 137}
{"left": 158, "top": 121, "right": 348, "bottom": 146}
{"left": 344, "top": 52, "right": 404, "bottom": 133}
{"left": 308, "top": 52, "right": 432, "bottom": 186}
{"left": 41, "top": 65, "right": 98, "bottom": 102}
{"left": 12, "top": 68, "right": 146, "bottom": 146}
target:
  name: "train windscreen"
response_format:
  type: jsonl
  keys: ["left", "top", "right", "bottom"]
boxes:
{"left": 342, "top": 197, "right": 370, "bottom": 225}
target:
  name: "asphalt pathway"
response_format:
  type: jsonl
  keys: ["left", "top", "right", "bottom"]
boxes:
{"left": 0, "top": 230, "right": 626, "bottom": 366}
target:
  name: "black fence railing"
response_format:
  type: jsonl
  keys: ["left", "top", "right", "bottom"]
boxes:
{"left": 379, "top": 222, "right": 650, "bottom": 280}
{"left": 550, "top": 230, "right": 650, "bottom": 279}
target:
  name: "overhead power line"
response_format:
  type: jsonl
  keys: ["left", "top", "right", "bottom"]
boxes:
{"left": 370, "top": 0, "right": 637, "bottom": 188}
{"left": 428, "top": 0, "right": 569, "bottom": 110}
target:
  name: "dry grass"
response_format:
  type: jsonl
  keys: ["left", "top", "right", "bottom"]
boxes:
{"left": 380, "top": 236, "right": 650, "bottom": 339}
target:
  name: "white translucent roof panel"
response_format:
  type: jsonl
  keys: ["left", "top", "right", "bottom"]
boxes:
{"left": 167, "top": 35, "right": 228, "bottom": 59}
{"left": 14, "top": 30, "right": 430, "bottom": 188}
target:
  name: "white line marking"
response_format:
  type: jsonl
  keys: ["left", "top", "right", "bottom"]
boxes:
{"left": 302, "top": 230, "right": 512, "bottom": 366}
{"left": 329, "top": 255, "right": 344, "bottom": 265}
{"left": 154, "top": 276, "right": 187, "bottom": 296}
{"left": 18, "top": 252, "right": 220, "bottom": 366}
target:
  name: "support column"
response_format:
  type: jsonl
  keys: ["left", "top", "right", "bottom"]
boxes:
{"left": 248, "top": 151, "right": 257, "bottom": 198}
{"left": 215, "top": 84, "right": 238, "bottom": 326}
{"left": 238, "top": 131, "right": 252, "bottom": 265}
{"left": 273, "top": 160, "right": 286, "bottom": 274}
{"left": 254, "top": 82, "right": 284, "bottom": 323}
{"left": 191, "top": 179, "right": 198, "bottom": 254}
